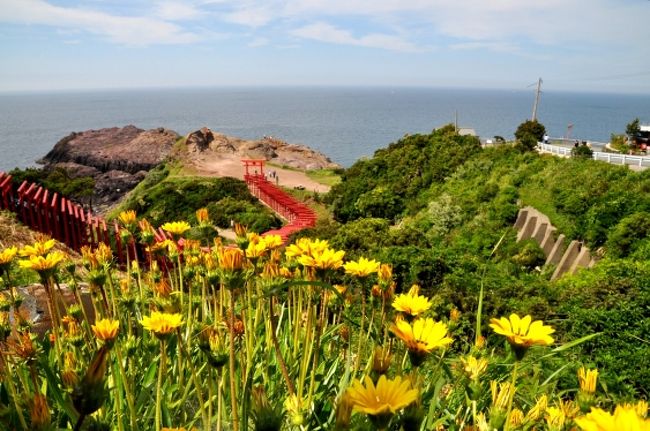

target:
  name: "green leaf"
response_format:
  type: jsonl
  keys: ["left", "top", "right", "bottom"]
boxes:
{"left": 143, "top": 360, "right": 158, "bottom": 388}
{"left": 552, "top": 332, "right": 602, "bottom": 353}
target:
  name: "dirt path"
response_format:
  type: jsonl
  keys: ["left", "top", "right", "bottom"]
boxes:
{"left": 191, "top": 153, "right": 331, "bottom": 193}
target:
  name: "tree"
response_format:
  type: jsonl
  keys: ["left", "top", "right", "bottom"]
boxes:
{"left": 626, "top": 118, "right": 640, "bottom": 138}
{"left": 514, "top": 120, "right": 546, "bottom": 152}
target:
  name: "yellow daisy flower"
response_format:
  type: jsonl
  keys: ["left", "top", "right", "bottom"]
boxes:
{"left": 19, "top": 251, "right": 65, "bottom": 273}
{"left": 545, "top": 406, "right": 566, "bottom": 430}
{"left": 391, "top": 317, "right": 452, "bottom": 365}
{"left": 392, "top": 292, "right": 432, "bottom": 317}
{"left": 246, "top": 239, "right": 268, "bottom": 259}
{"left": 489, "top": 313, "right": 554, "bottom": 359}
{"left": 118, "top": 210, "right": 137, "bottom": 226}
{"left": 575, "top": 405, "right": 650, "bottom": 431}
{"left": 346, "top": 375, "right": 418, "bottom": 418}
{"left": 0, "top": 246, "right": 18, "bottom": 271}
{"left": 343, "top": 257, "right": 380, "bottom": 277}
{"left": 161, "top": 221, "right": 191, "bottom": 237}
{"left": 298, "top": 247, "right": 345, "bottom": 271}
{"left": 261, "top": 234, "right": 283, "bottom": 249}
{"left": 20, "top": 239, "right": 56, "bottom": 257}
{"left": 92, "top": 319, "right": 120, "bottom": 342}
{"left": 0, "top": 246, "right": 18, "bottom": 265}
{"left": 141, "top": 311, "right": 183, "bottom": 336}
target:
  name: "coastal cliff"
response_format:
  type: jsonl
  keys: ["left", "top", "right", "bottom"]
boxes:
{"left": 38, "top": 125, "right": 179, "bottom": 209}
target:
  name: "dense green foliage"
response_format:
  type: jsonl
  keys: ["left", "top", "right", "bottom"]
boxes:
{"left": 316, "top": 129, "right": 650, "bottom": 398}
{"left": 328, "top": 125, "right": 481, "bottom": 223}
{"left": 114, "top": 164, "right": 281, "bottom": 232}
{"left": 9, "top": 167, "right": 95, "bottom": 207}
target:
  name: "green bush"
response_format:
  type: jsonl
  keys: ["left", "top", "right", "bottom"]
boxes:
{"left": 606, "top": 211, "right": 650, "bottom": 258}
{"left": 555, "top": 260, "right": 650, "bottom": 397}
{"left": 117, "top": 174, "right": 280, "bottom": 232}
{"left": 511, "top": 239, "right": 546, "bottom": 271}
{"left": 329, "top": 126, "right": 481, "bottom": 223}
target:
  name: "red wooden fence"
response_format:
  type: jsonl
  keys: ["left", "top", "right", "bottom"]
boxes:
{"left": 1, "top": 164, "right": 317, "bottom": 258}
{"left": 0, "top": 171, "right": 162, "bottom": 264}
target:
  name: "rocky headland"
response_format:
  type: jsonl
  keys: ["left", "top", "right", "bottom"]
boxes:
{"left": 34, "top": 125, "right": 339, "bottom": 213}
{"left": 39, "top": 125, "right": 179, "bottom": 209}
{"left": 184, "top": 127, "right": 340, "bottom": 170}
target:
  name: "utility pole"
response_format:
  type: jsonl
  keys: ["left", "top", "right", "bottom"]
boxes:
{"left": 454, "top": 110, "right": 458, "bottom": 134}
{"left": 532, "top": 77, "right": 542, "bottom": 122}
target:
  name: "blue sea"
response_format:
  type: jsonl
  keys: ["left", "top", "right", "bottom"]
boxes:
{"left": 0, "top": 87, "right": 649, "bottom": 171}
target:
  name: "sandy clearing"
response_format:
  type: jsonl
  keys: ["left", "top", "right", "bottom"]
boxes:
{"left": 191, "top": 153, "right": 331, "bottom": 193}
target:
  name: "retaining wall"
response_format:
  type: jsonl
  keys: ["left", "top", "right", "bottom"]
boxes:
{"left": 514, "top": 206, "right": 596, "bottom": 280}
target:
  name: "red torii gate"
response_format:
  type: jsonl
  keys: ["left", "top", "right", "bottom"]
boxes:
{"left": 242, "top": 159, "right": 265, "bottom": 178}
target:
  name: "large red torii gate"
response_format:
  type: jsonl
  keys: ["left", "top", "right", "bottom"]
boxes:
{"left": 241, "top": 159, "right": 265, "bottom": 178}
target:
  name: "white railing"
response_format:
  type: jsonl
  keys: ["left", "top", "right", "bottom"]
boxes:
{"left": 538, "top": 143, "right": 650, "bottom": 168}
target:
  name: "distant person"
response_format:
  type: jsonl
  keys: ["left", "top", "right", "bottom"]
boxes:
{"left": 543, "top": 134, "right": 549, "bottom": 144}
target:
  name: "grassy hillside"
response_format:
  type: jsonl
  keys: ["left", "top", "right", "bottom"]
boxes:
{"left": 314, "top": 130, "right": 650, "bottom": 397}
{"left": 110, "top": 163, "right": 281, "bottom": 234}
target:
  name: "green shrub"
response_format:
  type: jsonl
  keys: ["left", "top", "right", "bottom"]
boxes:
{"left": 511, "top": 239, "right": 546, "bottom": 271}
{"left": 117, "top": 174, "right": 280, "bottom": 232}
{"left": 606, "top": 211, "right": 650, "bottom": 258}
{"left": 555, "top": 260, "right": 650, "bottom": 397}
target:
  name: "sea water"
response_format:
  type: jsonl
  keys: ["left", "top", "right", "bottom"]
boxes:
{"left": 0, "top": 86, "right": 648, "bottom": 171}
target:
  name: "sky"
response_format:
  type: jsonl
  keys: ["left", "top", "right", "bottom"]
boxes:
{"left": 1, "top": 0, "right": 649, "bottom": 93}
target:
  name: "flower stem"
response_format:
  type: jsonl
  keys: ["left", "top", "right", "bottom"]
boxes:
{"left": 269, "top": 296, "right": 296, "bottom": 395}
{"left": 1, "top": 352, "right": 28, "bottom": 430}
{"left": 228, "top": 290, "right": 240, "bottom": 431}
{"left": 156, "top": 340, "right": 167, "bottom": 431}
{"left": 504, "top": 360, "right": 519, "bottom": 431}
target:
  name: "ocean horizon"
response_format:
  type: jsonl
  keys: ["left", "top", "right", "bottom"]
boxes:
{"left": 1, "top": 86, "right": 649, "bottom": 171}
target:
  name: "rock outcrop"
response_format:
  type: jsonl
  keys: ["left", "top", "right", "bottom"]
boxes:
{"left": 185, "top": 128, "right": 340, "bottom": 170}
{"left": 39, "top": 125, "right": 179, "bottom": 210}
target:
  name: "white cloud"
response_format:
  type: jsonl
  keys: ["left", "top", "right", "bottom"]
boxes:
{"left": 0, "top": 0, "right": 200, "bottom": 45}
{"left": 155, "top": 2, "right": 201, "bottom": 21}
{"left": 291, "top": 22, "right": 419, "bottom": 52}
{"left": 223, "top": 7, "right": 274, "bottom": 27}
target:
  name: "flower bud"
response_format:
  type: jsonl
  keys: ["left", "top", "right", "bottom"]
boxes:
{"left": 30, "top": 394, "right": 51, "bottom": 430}
{"left": 72, "top": 346, "right": 109, "bottom": 416}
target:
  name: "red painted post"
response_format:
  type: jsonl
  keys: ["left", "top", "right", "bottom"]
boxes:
{"left": 25, "top": 183, "right": 39, "bottom": 230}
{"left": 59, "top": 197, "right": 69, "bottom": 246}
{"left": 33, "top": 187, "right": 44, "bottom": 232}
{"left": 0, "top": 173, "right": 11, "bottom": 210}
{"left": 51, "top": 193, "right": 61, "bottom": 241}
{"left": 77, "top": 206, "right": 86, "bottom": 248}
{"left": 41, "top": 189, "right": 52, "bottom": 236}
{"left": 67, "top": 201, "right": 75, "bottom": 250}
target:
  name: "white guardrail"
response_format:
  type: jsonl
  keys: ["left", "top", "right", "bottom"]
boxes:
{"left": 538, "top": 143, "right": 650, "bottom": 168}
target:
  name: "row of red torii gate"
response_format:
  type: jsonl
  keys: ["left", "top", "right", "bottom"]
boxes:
{"left": 0, "top": 159, "right": 317, "bottom": 264}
